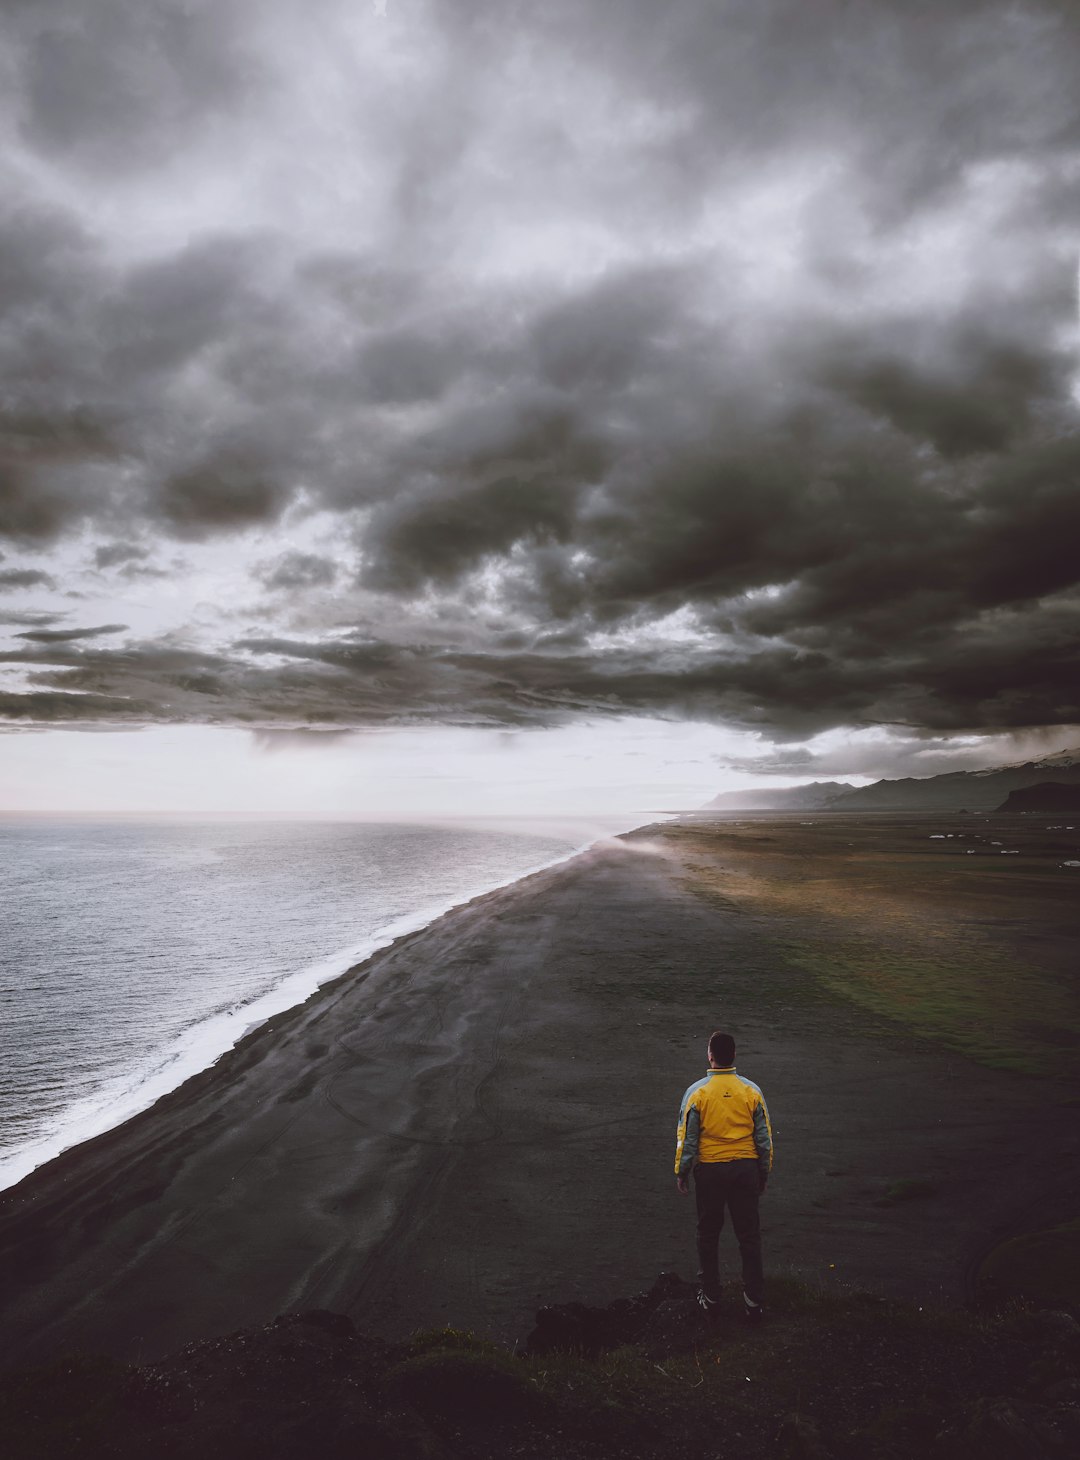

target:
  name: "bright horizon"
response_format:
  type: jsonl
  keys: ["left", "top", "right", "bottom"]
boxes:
{"left": 0, "top": 719, "right": 836, "bottom": 820}
{"left": 3, "top": 719, "right": 1079, "bottom": 820}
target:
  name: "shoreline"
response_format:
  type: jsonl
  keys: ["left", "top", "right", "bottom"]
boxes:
{"left": 0, "top": 819, "right": 647, "bottom": 1195}
{"left": 1, "top": 813, "right": 1077, "bottom": 1365}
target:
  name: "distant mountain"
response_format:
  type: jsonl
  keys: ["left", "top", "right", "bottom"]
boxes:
{"left": 702, "top": 781, "right": 853, "bottom": 810}
{"left": 830, "top": 748, "right": 1080, "bottom": 812}
{"left": 702, "top": 748, "right": 1080, "bottom": 813}
{"left": 989, "top": 748, "right": 1080, "bottom": 773}
{"left": 997, "top": 782, "right": 1080, "bottom": 813}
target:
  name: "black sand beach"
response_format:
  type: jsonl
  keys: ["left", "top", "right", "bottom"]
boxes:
{"left": 1, "top": 815, "right": 1078, "bottom": 1367}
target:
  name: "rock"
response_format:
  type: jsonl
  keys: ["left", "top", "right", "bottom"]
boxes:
{"left": 525, "top": 1299, "right": 621, "bottom": 1356}
{"left": 385, "top": 1348, "right": 546, "bottom": 1433}
{"left": 525, "top": 1271, "right": 699, "bottom": 1356}
{"left": 649, "top": 1270, "right": 689, "bottom": 1302}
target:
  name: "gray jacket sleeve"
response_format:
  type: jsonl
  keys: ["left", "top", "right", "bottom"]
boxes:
{"left": 676, "top": 1103, "right": 701, "bottom": 1178}
{"left": 752, "top": 1097, "right": 773, "bottom": 1176}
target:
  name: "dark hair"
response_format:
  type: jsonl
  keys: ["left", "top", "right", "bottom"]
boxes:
{"left": 708, "top": 1031, "right": 736, "bottom": 1066}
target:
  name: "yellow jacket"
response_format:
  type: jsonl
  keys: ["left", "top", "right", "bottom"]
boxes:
{"left": 674, "top": 1066, "right": 773, "bottom": 1177}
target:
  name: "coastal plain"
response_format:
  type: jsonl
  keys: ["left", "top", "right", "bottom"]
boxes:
{"left": 0, "top": 813, "right": 1078, "bottom": 1366}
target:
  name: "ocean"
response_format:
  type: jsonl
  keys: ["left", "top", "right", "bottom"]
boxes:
{"left": 0, "top": 815, "right": 637, "bottom": 1192}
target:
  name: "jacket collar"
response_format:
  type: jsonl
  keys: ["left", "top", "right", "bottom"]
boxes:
{"left": 707, "top": 1065, "right": 736, "bottom": 1075}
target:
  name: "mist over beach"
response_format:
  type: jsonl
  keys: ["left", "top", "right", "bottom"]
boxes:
{"left": 1, "top": 1, "right": 1079, "bottom": 1456}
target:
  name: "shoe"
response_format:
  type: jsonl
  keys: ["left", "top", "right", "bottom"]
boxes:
{"left": 696, "top": 1288, "right": 720, "bottom": 1319}
{"left": 741, "top": 1292, "right": 764, "bottom": 1326}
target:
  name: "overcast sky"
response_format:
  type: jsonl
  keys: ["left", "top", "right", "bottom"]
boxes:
{"left": 1, "top": 0, "right": 1078, "bottom": 814}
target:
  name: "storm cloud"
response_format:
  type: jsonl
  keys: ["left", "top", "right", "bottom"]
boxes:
{"left": 0, "top": 0, "right": 1078, "bottom": 760}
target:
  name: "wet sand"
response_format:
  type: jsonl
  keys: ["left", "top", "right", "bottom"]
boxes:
{"left": 1, "top": 815, "right": 1078, "bottom": 1365}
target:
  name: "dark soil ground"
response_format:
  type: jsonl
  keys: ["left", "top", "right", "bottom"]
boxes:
{"left": 1, "top": 812, "right": 1077, "bottom": 1372}
{"left": 4, "top": 1276, "right": 1079, "bottom": 1459}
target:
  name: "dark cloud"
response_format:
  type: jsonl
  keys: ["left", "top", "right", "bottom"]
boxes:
{"left": 0, "top": 690, "right": 157, "bottom": 722}
{"left": 101, "top": 236, "right": 275, "bottom": 386}
{"left": 354, "top": 327, "right": 466, "bottom": 407}
{"left": 0, "top": 197, "right": 122, "bottom": 543}
{"left": 156, "top": 456, "right": 293, "bottom": 539}
{"left": 820, "top": 331, "right": 1068, "bottom": 459}
{"left": 0, "top": 0, "right": 1077, "bottom": 755}
{"left": 0, "top": 613, "right": 1067, "bottom": 744}
{"left": 0, "top": 610, "right": 64, "bottom": 627}
{"left": 361, "top": 404, "right": 605, "bottom": 594}
{"left": 14, "top": 2, "right": 258, "bottom": 176}
{"left": 255, "top": 552, "right": 338, "bottom": 592}
{"left": 0, "top": 568, "right": 57, "bottom": 591}
{"left": 0, "top": 476, "right": 83, "bottom": 545}
{"left": 117, "top": 562, "right": 171, "bottom": 581}
{"left": 16, "top": 623, "right": 127, "bottom": 643}
{"left": 0, "top": 640, "right": 238, "bottom": 722}
{"left": 93, "top": 542, "right": 149, "bottom": 569}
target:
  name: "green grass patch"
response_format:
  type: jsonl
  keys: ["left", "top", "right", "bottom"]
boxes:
{"left": 780, "top": 940, "right": 1080, "bottom": 1075}
{"left": 385, "top": 1344, "right": 548, "bottom": 1434}
{"left": 673, "top": 830, "right": 1080, "bottom": 1075}
{"left": 400, "top": 1326, "right": 502, "bottom": 1357}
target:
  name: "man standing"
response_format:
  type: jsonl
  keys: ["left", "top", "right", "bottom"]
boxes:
{"left": 674, "top": 1030, "right": 773, "bottom": 1323}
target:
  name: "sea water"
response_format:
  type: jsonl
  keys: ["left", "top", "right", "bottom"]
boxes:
{"left": 0, "top": 815, "right": 636, "bottom": 1192}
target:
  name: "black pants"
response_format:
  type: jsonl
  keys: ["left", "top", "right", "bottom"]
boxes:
{"left": 693, "top": 1159, "right": 764, "bottom": 1304}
